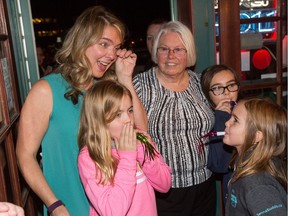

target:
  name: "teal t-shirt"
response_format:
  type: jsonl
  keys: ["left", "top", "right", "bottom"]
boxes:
{"left": 42, "top": 73, "right": 89, "bottom": 216}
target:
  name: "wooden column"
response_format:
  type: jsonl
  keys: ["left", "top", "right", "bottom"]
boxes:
{"left": 0, "top": 0, "right": 36, "bottom": 215}
{"left": 218, "top": 0, "right": 241, "bottom": 74}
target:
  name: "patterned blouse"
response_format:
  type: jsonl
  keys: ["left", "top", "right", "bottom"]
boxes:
{"left": 133, "top": 67, "right": 215, "bottom": 187}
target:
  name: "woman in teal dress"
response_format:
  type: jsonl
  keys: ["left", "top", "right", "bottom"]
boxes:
{"left": 16, "top": 6, "right": 147, "bottom": 216}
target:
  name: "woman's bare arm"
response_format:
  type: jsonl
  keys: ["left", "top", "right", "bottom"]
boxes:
{"left": 16, "top": 80, "right": 63, "bottom": 209}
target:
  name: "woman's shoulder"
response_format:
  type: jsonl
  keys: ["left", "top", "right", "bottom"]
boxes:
{"left": 187, "top": 69, "right": 200, "bottom": 81}
{"left": 133, "top": 68, "right": 155, "bottom": 80}
{"left": 42, "top": 73, "right": 70, "bottom": 91}
{"left": 133, "top": 68, "right": 157, "bottom": 90}
{"left": 27, "top": 78, "right": 52, "bottom": 100}
{"left": 42, "top": 73, "right": 64, "bottom": 84}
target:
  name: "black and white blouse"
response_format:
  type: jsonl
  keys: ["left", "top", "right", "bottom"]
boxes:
{"left": 133, "top": 67, "right": 215, "bottom": 188}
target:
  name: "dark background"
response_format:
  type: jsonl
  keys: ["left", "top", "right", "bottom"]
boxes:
{"left": 30, "top": 0, "right": 171, "bottom": 71}
{"left": 30, "top": 0, "right": 171, "bottom": 43}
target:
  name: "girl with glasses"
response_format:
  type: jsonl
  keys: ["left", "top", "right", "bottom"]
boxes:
{"left": 201, "top": 64, "right": 241, "bottom": 209}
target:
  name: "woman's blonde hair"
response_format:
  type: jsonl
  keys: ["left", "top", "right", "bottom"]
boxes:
{"left": 55, "top": 6, "right": 126, "bottom": 104}
{"left": 78, "top": 80, "right": 132, "bottom": 185}
{"left": 231, "top": 98, "right": 287, "bottom": 190}
{"left": 151, "top": 20, "right": 196, "bottom": 67}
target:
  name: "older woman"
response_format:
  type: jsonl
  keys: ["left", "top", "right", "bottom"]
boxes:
{"left": 133, "top": 21, "right": 216, "bottom": 216}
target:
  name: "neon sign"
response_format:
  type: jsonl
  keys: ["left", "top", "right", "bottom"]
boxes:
{"left": 240, "top": 0, "right": 270, "bottom": 8}
{"left": 214, "top": 0, "right": 276, "bottom": 36}
{"left": 214, "top": 0, "right": 272, "bottom": 9}
{"left": 239, "top": 10, "right": 276, "bottom": 33}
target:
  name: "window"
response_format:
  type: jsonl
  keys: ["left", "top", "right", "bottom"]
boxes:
{"left": 215, "top": 0, "right": 287, "bottom": 106}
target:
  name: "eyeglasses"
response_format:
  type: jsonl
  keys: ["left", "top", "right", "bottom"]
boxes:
{"left": 209, "top": 83, "right": 239, "bottom": 96}
{"left": 157, "top": 47, "right": 187, "bottom": 56}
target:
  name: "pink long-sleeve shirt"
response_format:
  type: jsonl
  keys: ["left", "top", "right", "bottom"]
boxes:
{"left": 78, "top": 142, "right": 171, "bottom": 216}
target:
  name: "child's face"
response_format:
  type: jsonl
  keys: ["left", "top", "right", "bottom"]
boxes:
{"left": 223, "top": 101, "right": 247, "bottom": 152}
{"left": 209, "top": 70, "right": 239, "bottom": 108}
{"left": 108, "top": 94, "right": 134, "bottom": 140}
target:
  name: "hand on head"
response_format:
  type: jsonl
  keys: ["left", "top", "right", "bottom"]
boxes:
{"left": 115, "top": 49, "right": 137, "bottom": 83}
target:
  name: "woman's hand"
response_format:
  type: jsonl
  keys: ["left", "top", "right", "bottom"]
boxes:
{"left": 114, "top": 49, "right": 148, "bottom": 131}
{"left": 115, "top": 49, "right": 137, "bottom": 83}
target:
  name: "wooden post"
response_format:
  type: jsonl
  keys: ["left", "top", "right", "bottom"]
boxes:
{"left": 218, "top": 0, "right": 241, "bottom": 75}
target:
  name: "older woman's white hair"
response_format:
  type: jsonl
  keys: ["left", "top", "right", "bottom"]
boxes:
{"left": 151, "top": 20, "right": 197, "bottom": 68}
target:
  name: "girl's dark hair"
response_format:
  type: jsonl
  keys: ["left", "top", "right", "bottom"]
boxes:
{"left": 201, "top": 64, "right": 241, "bottom": 106}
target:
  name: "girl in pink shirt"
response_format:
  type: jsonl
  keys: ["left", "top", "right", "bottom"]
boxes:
{"left": 78, "top": 80, "right": 172, "bottom": 216}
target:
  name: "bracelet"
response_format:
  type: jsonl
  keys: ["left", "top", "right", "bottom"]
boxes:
{"left": 47, "top": 200, "right": 64, "bottom": 214}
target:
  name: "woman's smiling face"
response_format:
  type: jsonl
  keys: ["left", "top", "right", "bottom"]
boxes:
{"left": 85, "top": 25, "right": 122, "bottom": 79}
{"left": 156, "top": 31, "right": 188, "bottom": 77}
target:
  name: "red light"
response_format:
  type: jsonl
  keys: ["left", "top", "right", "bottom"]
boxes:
{"left": 252, "top": 49, "right": 272, "bottom": 70}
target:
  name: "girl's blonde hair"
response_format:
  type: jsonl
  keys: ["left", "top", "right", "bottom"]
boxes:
{"left": 55, "top": 6, "right": 126, "bottom": 104}
{"left": 78, "top": 80, "right": 132, "bottom": 185}
{"left": 231, "top": 98, "right": 287, "bottom": 190}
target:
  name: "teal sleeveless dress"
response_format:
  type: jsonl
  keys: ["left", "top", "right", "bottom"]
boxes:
{"left": 42, "top": 73, "right": 89, "bottom": 216}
